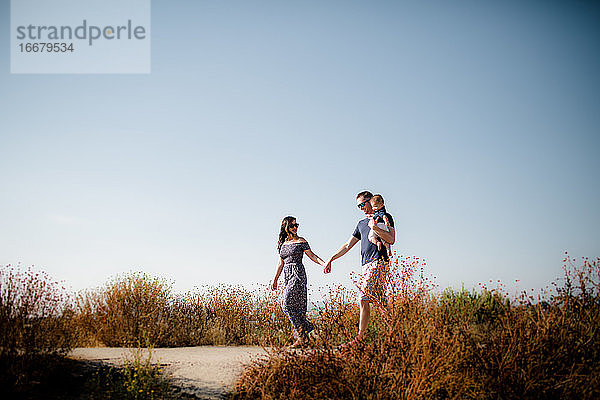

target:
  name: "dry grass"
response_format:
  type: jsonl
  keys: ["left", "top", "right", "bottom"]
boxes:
{"left": 74, "top": 276, "right": 293, "bottom": 348}
{"left": 75, "top": 272, "right": 173, "bottom": 347}
{"left": 0, "top": 264, "right": 75, "bottom": 391}
{"left": 2, "top": 255, "right": 599, "bottom": 398}
{"left": 233, "top": 254, "right": 600, "bottom": 400}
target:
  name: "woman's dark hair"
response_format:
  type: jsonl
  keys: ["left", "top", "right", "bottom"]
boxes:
{"left": 277, "top": 216, "right": 297, "bottom": 251}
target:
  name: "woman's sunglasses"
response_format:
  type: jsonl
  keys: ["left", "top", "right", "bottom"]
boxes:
{"left": 289, "top": 223, "right": 300, "bottom": 228}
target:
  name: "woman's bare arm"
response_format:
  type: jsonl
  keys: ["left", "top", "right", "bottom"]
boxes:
{"left": 272, "top": 257, "right": 284, "bottom": 290}
{"left": 304, "top": 249, "right": 325, "bottom": 267}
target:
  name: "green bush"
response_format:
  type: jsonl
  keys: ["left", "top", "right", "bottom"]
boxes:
{"left": 439, "top": 286, "right": 510, "bottom": 324}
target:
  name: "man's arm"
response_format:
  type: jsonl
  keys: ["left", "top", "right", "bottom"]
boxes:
{"left": 383, "top": 214, "right": 391, "bottom": 227}
{"left": 370, "top": 220, "right": 395, "bottom": 245}
{"left": 324, "top": 236, "right": 359, "bottom": 273}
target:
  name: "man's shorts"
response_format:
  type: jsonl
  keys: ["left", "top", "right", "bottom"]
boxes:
{"left": 358, "top": 258, "right": 389, "bottom": 304}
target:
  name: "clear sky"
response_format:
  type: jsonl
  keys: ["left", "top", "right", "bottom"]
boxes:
{"left": 1, "top": 0, "right": 599, "bottom": 298}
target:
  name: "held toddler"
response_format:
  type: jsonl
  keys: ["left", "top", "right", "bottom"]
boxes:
{"left": 368, "top": 194, "right": 392, "bottom": 255}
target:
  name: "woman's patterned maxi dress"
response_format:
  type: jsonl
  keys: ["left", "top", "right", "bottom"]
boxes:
{"left": 279, "top": 241, "right": 314, "bottom": 336}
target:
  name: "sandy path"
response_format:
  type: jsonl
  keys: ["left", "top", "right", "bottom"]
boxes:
{"left": 69, "top": 346, "right": 268, "bottom": 399}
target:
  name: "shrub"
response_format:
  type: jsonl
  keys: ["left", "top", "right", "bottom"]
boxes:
{"left": 86, "top": 338, "right": 171, "bottom": 399}
{"left": 245, "top": 284, "right": 292, "bottom": 346}
{"left": 75, "top": 275, "right": 294, "bottom": 347}
{"left": 438, "top": 286, "right": 510, "bottom": 325}
{"left": 0, "top": 264, "right": 74, "bottom": 389}
{"left": 313, "top": 284, "right": 359, "bottom": 346}
{"left": 76, "top": 272, "right": 172, "bottom": 347}
{"left": 233, "top": 255, "right": 600, "bottom": 400}
{"left": 200, "top": 284, "right": 253, "bottom": 345}
{"left": 161, "top": 291, "right": 209, "bottom": 347}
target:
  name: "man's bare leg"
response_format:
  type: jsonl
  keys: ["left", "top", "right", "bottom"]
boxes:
{"left": 357, "top": 299, "right": 371, "bottom": 341}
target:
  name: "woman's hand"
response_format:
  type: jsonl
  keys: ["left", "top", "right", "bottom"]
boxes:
{"left": 271, "top": 278, "right": 278, "bottom": 291}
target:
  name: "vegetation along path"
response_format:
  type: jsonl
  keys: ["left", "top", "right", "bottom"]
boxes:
{"left": 69, "top": 346, "right": 267, "bottom": 399}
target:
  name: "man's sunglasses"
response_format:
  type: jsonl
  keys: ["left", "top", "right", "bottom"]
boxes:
{"left": 357, "top": 200, "right": 370, "bottom": 209}
{"left": 289, "top": 223, "right": 300, "bottom": 228}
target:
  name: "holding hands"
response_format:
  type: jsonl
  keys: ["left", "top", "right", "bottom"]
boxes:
{"left": 323, "top": 260, "right": 332, "bottom": 274}
{"left": 322, "top": 236, "right": 359, "bottom": 275}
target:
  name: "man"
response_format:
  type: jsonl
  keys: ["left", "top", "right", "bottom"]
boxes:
{"left": 324, "top": 191, "right": 395, "bottom": 342}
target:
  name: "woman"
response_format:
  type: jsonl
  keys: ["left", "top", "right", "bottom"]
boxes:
{"left": 272, "top": 216, "right": 325, "bottom": 347}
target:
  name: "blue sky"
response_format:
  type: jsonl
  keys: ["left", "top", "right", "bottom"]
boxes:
{"left": 1, "top": 0, "right": 598, "bottom": 298}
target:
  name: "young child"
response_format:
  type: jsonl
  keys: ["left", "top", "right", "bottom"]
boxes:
{"left": 368, "top": 194, "right": 392, "bottom": 255}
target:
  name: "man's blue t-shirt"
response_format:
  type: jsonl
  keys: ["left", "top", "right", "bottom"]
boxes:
{"left": 352, "top": 212, "right": 395, "bottom": 266}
